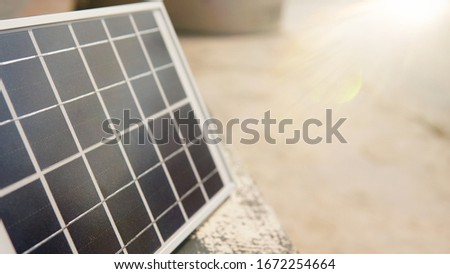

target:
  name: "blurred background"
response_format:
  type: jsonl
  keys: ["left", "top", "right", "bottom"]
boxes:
{"left": 1, "top": 0, "right": 449, "bottom": 253}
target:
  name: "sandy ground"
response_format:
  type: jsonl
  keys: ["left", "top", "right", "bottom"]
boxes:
{"left": 179, "top": 0, "right": 450, "bottom": 253}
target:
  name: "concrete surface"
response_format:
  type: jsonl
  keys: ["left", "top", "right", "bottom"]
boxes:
{"left": 179, "top": 0, "right": 450, "bottom": 253}
{"left": 176, "top": 147, "right": 295, "bottom": 254}
{"left": 2, "top": 0, "right": 449, "bottom": 253}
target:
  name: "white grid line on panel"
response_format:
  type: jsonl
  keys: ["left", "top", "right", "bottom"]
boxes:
{"left": 117, "top": 167, "right": 218, "bottom": 253}
{"left": 0, "top": 27, "right": 159, "bottom": 66}
{"left": 199, "top": 169, "right": 219, "bottom": 188}
{"left": 0, "top": 143, "right": 100, "bottom": 199}
{"left": 0, "top": 55, "right": 36, "bottom": 66}
{"left": 0, "top": 96, "right": 189, "bottom": 199}
{"left": 116, "top": 15, "right": 191, "bottom": 223}
{"left": 67, "top": 24, "right": 129, "bottom": 253}
{"left": 31, "top": 30, "right": 127, "bottom": 254}
{"left": 118, "top": 223, "right": 155, "bottom": 253}
{"left": 155, "top": 7, "right": 234, "bottom": 186}
{"left": 76, "top": 40, "right": 109, "bottom": 49}
{"left": 24, "top": 201, "right": 106, "bottom": 253}
{"left": 2, "top": 82, "right": 223, "bottom": 254}
{"left": 18, "top": 156, "right": 217, "bottom": 254}
{"left": 139, "top": 28, "right": 160, "bottom": 35}
{"left": 100, "top": 18, "right": 165, "bottom": 245}
{"left": 26, "top": 31, "right": 82, "bottom": 251}
{"left": 153, "top": 62, "right": 174, "bottom": 72}
{"left": 21, "top": 160, "right": 163, "bottom": 254}
{"left": 172, "top": 117, "right": 210, "bottom": 200}
{"left": 130, "top": 13, "right": 210, "bottom": 204}
{"left": 152, "top": 11, "right": 212, "bottom": 203}
{"left": 0, "top": 63, "right": 173, "bottom": 128}
{"left": 0, "top": 77, "right": 78, "bottom": 254}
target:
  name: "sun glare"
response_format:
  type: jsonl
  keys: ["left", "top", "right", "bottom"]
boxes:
{"left": 379, "top": 0, "right": 448, "bottom": 26}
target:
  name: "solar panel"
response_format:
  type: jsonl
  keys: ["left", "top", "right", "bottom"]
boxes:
{"left": 0, "top": 2, "right": 233, "bottom": 254}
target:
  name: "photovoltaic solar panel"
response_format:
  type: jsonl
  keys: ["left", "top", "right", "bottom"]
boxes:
{"left": 0, "top": 2, "right": 233, "bottom": 254}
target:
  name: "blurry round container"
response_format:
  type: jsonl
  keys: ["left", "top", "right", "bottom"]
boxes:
{"left": 164, "top": 0, "right": 284, "bottom": 34}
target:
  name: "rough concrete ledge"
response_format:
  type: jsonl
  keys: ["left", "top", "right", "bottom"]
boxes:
{"left": 175, "top": 146, "right": 296, "bottom": 254}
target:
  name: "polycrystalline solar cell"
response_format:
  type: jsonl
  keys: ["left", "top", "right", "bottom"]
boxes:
{"left": 174, "top": 104, "right": 202, "bottom": 144}
{"left": 156, "top": 205, "right": 185, "bottom": 241}
{"left": 189, "top": 138, "right": 217, "bottom": 179}
{"left": 148, "top": 113, "right": 182, "bottom": 158}
{"left": 68, "top": 205, "right": 121, "bottom": 254}
{"left": 29, "top": 232, "right": 72, "bottom": 254}
{"left": 130, "top": 74, "right": 165, "bottom": 117}
{"left": 106, "top": 184, "right": 152, "bottom": 244}
{"left": 82, "top": 43, "right": 124, "bottom": 89}
{"left": 0, "top": 31, "right": 36, "bottom": 63}
{"left": 0, "top": 122, "right": 35, "bottom": 188}
{"left": 126, "top": 225, "right": 161, "bottom": 254}
{"left": 20, "top": 107, "right": 78, "bottom": 169}
{"left": 33, "top": 25, "right": 76, "bottom": 53}
{"left": 45, "top": 157, "right": 101, "bottom": 223}
{"left": 71, "top": 19, "right": 108, "bottom": 45}
{"left": 101, "top": 83, "right": 140, "bottom": 131}
{"left": 114, "top": 37, "right": 150, "bottom": 78}
{"left": 86, "top": 142, "right": 133, "bottom": 198}
{"left": 157, "top": 66, "right": 186, "bottom": 104}
{"left": 203, "top": 173, "right": 225, "bottom": 199}
{"left": 165, "top": 151, "right": 198, "bottom": 198}
{"left": 0, "top": 3, "right": 230, "bottom": 254}
{"left": 182, "top": 187, "right": 206, "bottom": 218}
{"left": 0, "top": 93, "right": 12, "bottom": 122}
{"left": 64, "top": 94, "right": 109, "bottom": 149}
{"left": 0, "top": 58, "right": 57, "bottom": 116}
{"left": 138, "top": 166, "right": 176, "bottom": 219}
{"left": 0, "top": 180, "right": 61, "bottom": 253}
{"left": 121, "top": 126, "right": 159, "bottom": 177}
{"left": 44, "top": 49, "right": 94, "bottom": 101}
{"left": 133, "top": 11, "right": 158, "bottom": 31}
{"left": 141, "top": 31, "right": 172, "bottom": 68}
{"left": 104, "top": 15, "right": 134, "bottom": 38}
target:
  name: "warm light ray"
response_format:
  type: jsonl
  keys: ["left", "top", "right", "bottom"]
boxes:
{"left": 377, "top": 0, "right": 448, "bottom": 26}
